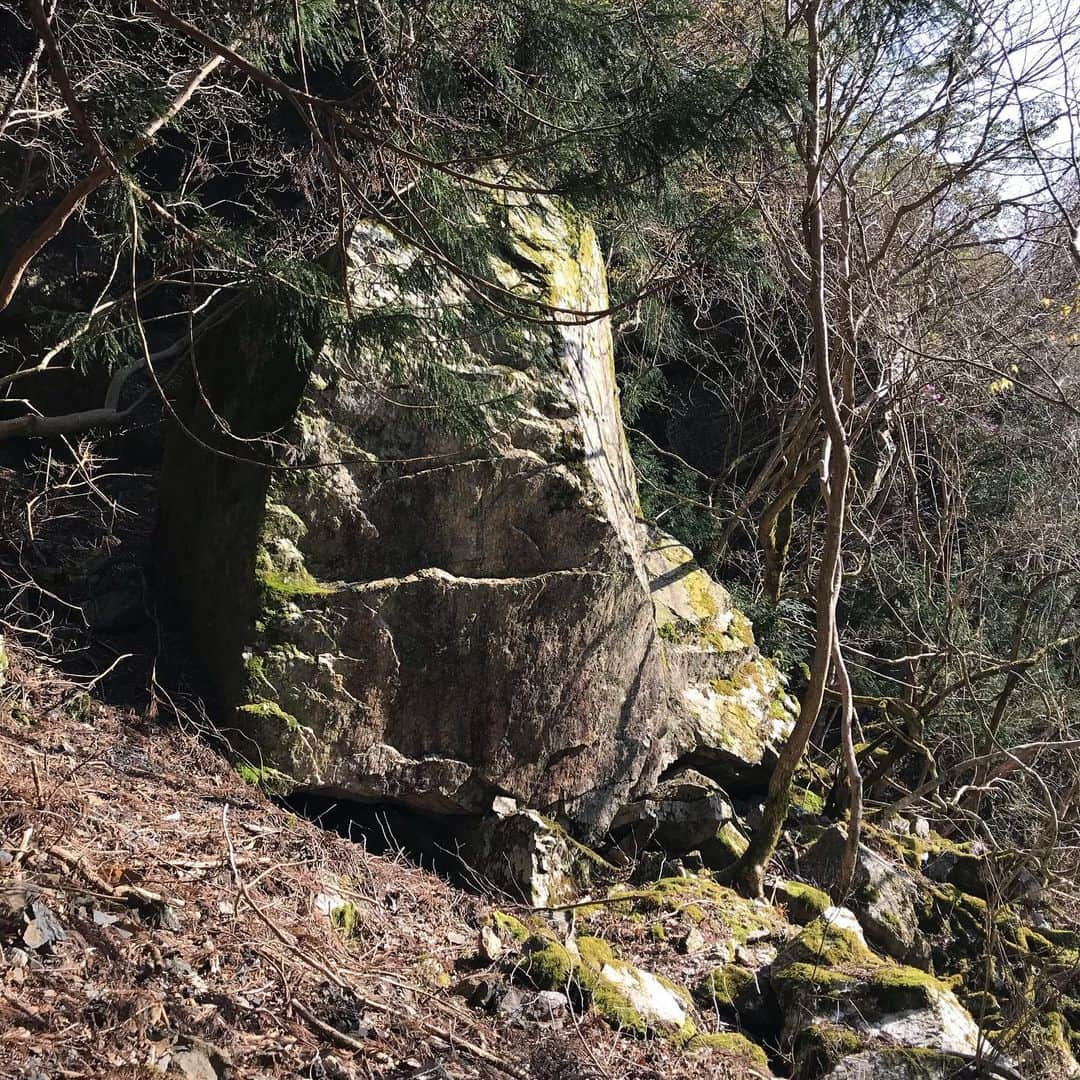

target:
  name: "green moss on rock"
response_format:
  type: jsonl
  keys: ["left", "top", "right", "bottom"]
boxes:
{"left": 794, "top": 1022, "right": 865, "bottom": 1077}
{"left": 695, "top": 964, "right": 754, "bottom": 1009}
{"left": 521, "top": 931, "right": 691, "bottom": 1039}
{"left": 329, "top": 901, "right": 363, "bottom": 938}
{"left": 776, "top": 881, "right": 832, "bottom": 925}
{"left": 234, "top": 760, "right": 291, "bottom": 792}
{"left": 687, "top": 1030, "right": 769, "bottom": 1068}
{"left": 239, "top": 699, "right": 301, "bottom": 731}
{"left": 491, "top": 911, "right": 530, "bottom": 944}
{"left": 256, "top": 565, "right": 336, "bottom": 598}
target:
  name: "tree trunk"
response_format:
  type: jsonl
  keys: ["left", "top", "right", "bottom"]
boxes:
{"left": 731, "top": 0, "right": 855, "bottom": 896}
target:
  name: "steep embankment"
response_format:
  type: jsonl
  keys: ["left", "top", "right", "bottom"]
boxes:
{"left": 0, "top": 648, "right": 772, "bottom": 1080}
{"left": 5, "top": 644, "right": 1078, "bottom": 1079}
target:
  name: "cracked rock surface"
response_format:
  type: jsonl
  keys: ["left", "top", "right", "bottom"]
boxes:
{"left": 156, "top": 180, "right": 795, "bottom": 831}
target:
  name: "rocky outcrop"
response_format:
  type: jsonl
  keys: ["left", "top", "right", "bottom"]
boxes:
{"left": 609, "top": 768, "right": 736, "bottom": 856}
{"left": 803, "top": 825, "right": 930, "bottom": 968}
{"left": 773, "top": 908, "right": 1010, "bottom": 1078}
{"left": 156, "top": 178, "right": 795, "bottom": 833}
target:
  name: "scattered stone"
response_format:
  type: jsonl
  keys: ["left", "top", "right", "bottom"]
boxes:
{"left": 138, "top": 899, "right": 181, "bottom": 932}
{"left": 3, "top": 886, "right": 65, "bottom": 952}
{"left": 677, "top": 925, "right": 707, "bottom": 955}
{"left": 479, "top": 923, "right": 504, "bottom": 962}
{"left": 169, "top": 1048, "right": 218, "bottom": 1080}
{"left": 523, "top": 990, "right": 572, "bottom": 1022}
{"left": 630, "top": 850, "right": 681, "bottom": 884}
{"left": 595, "top": 959, "right": 687, "bottom": 1030}
{"left": 453, "top": 974, "right": 506, "bottom": 1010}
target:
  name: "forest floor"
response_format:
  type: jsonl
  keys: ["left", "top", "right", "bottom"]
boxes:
{"left": 0, "top": 645, "right": 763, "bottom": 1080}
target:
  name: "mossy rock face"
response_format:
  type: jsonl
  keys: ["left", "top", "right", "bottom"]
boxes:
{"left": 1012, "top": 1010, "right": 1080, "bottom": 1079}
{"left": 793, "top": 1022, "right": 865, "bottom": 1078}
{"left": 802, "top": 826, "right": 928, "bottom": 968}
{"left": 774, "top": 881, "right": 833, "bottom": 926}
{"left": 521, "top": 931, "right": 692, "bottom": 1038}
{"left": 489, "top": 910, "right": 530, "bottom": 946}
{"left": 687, "top": 1030, "right": 770, "bottom": 1070}
{"left": 647, "top": 535, "right": 800, "bottom": 789}
{"left": 700, "top": 820, "right": 750, "bottom": 870}
{"left": 695, "top": 964, "right": 755, "bottom": 1010}
{"left": 608, "top": 875, "right": 787, "bottom": 951}
{"left": 773, "top": 910, "right": 987, "bottom": 1068}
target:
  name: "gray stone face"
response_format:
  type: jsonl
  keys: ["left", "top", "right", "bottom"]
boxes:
{"left": 156, "top": 182, "right": 796, "bottom": 833}
{"left": 823, "top": 1051, "right": 975, "bottom": 1080}
{"left": 610, "top": 768, "right": 735, "bottom": 854}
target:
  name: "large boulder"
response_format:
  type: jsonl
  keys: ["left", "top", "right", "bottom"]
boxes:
{"left": 609, "top": 767, "right": 736, "bottom": 855}
{"left": 156, "top": 181, "right": 795, "bottom": 832}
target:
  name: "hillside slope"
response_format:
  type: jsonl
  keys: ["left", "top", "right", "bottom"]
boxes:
{"left": 0, "top": 648, "right": 766, "bottom": 1080}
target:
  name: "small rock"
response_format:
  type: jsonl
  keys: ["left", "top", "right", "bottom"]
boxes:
{"left": 479, "top": 923, "right": 504, "bottom": 961}
{"left": 924, "top": 848, "right": 991, "bottom": 899}
{"left": 169, "top": 1049, "right": 217, "bottom": 1080}
{"left": 526, "top": 990, "right": 571, "bottom": 1021}
{"left": 139, "top": 899, "right": 181, "bottom": 932}
{"left": 677, "top": 926, "right": 706, "bottom": 955}
{"left": 495, "top": 986, "right": 525, "bottom": 1016}
{"left": 631, "top": 851, "right": 680, "bottom": 884}
{"left": 597, "top": 961, "right": 687, "bottom": 1030}
{"left": 23, "top": 904, "right": 66, "bottom": 951}
{"left": 453, "top": 974, "right": 504, "bottom": 1010}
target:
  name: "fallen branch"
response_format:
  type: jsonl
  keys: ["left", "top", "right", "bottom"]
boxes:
{"left": 47, "top": 844, "right": 181, "bottom": 909}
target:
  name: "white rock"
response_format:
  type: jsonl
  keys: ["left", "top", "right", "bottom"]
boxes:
{"left": 598, "top": 962, "right": 687, "bottom": 1029}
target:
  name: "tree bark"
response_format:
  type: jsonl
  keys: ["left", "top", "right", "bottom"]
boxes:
{"left": 732, "top": 0, "right": 856, "bottom": 896}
